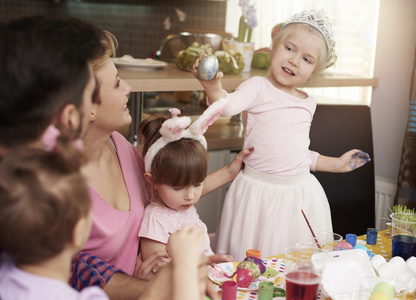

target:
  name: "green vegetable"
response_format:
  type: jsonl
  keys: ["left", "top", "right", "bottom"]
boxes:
{"left": 215, "top": 50, "right": 245, "bottom": 75}
{"left": 251, "top": 51, "right": 271, "bottom": 69}
{"left": 175, "top": 43, "right": 213, "bottom": 72}
{"left": 175, "top": 43, "right": 244, "bottom": 75}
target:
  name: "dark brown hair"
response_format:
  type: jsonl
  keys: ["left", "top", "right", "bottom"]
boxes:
{"left": 0, "top": 147, "right": 90, "bottom": 264}
{"left": 0, "top": 15, "right": 108, "bottom": 149}
{"left": 139, "top": 112, "right": 209, "bottom": 191}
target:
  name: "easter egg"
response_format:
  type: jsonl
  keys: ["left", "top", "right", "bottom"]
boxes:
{"left": 371, "top": 255, "right": 386, "bottom": 270}
{"left": 369, "top": 293, "right": 391, "bottom": 300}
{"left": 237, "top": 261, "right": 261, "bottom": 279}
{"left": 236, "top": 268, "right": 254, "bottom": 288}
{"left": 197, "top": 55, "right": 219, "bottom": 81}
{"left": 336, "top": 241, "right": 353, "bottom": 250}
{"left": 353, "top": 245, "right": 368, "bottom": 251}
{"left": 244, "top": 256, "right": 266, "bottom": 274}
{"left": 372, "top": 282, "right": 394, "bottom": 300}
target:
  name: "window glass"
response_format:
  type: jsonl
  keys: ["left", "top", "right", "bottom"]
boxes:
{"left": 225, "top": 0, "right": 380, "bottom": 104}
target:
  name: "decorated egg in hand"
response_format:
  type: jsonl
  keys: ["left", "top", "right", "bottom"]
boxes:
{"left": 197, "top": 55, "right": 219, "bottom": 81}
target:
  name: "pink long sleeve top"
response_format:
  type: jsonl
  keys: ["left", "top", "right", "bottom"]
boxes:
{"left": 221, "top": 76, "right": 320, "bottom": 176}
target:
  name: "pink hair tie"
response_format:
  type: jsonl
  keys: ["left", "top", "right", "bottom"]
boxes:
{"left": 72, "top": 139, "right": 84, "bottom": 151}
{"left": 41, "top": 125, "right": 60, "bottom": 152}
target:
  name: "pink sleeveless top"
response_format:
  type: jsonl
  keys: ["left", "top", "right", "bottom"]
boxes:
{"left": 82, "top": 131, "right": 150, "bottom": 275}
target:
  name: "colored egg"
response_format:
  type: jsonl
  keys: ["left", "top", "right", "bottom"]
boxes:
{"left": 237, "top": 261, "right": 260, "bottom": 280}
{"left": 236, "top": 268, "right": 254, "bottom": 288}
{"left": 353, "top": 245, "right": 368, "bottom": 251}
{"left": 336, "top": 241, "right": 353, "bottom": 250}
{"left": 244, "top": 256, "right": 266, "bottom": 274}
{"left": 369, "top": 293, "right": 390, "bottom": 300}
{"left": 197, "top": 55, "right": 219, "bottom": 81}
{"left": 372, "top": 282, "right": 394, "bottom": 300}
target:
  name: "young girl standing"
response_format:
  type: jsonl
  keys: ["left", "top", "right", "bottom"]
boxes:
{"left": 193, "top": 9, "right": 371, "bottom": 261}
{"left": 138, "top": 99, "right": 234, "bottom": 262}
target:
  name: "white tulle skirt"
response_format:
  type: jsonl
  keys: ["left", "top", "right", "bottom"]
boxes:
{"left": 216, "top": 165, "right": 333, "bottom": 262}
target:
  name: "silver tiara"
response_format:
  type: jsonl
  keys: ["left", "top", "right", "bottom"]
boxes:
{"left": 283, "top": 9, "right": 334, "bottom": 52}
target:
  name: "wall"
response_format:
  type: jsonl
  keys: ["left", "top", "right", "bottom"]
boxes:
{"left": 0, "top": 0, "right": 227, "bottom": 58}
{"left": 371, "top": 0, "right": 416, "bottom": 180}
{"left": 2, "top": 0, "right": 416, "bottom": 183}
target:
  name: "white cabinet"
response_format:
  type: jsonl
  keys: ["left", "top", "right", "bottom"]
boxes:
{"left": 195, "top": 149, "right": 240, "bottom": 234}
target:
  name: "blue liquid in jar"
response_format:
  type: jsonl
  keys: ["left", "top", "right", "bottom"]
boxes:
{"left": 392, "top": 235, "right": 416, "bottom": 260}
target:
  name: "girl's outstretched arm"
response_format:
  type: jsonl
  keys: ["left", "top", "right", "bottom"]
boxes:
{"left": 315, "top": 149, "right": 371, "bottom": 173}
{"left": 192, "top": 57, "right": 226, "bottom": 104}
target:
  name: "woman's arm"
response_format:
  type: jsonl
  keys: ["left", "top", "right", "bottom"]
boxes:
{"left": 315, "top": 149, "right": 371, "bottom": 173}
{"left": 202, "top": 147, "right": 254, "bottom": 197}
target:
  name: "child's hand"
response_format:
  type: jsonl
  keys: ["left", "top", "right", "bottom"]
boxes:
{"left": 192, "top": 56, "right": 224, "bottom": 90}
{"left": 225, "top": 147, "right": 254, "bottom": 180}
{"left": 167, "top": 225, "right": 205, "bottom": 265}
{"left": 340, "top": 149, "right": 371, "bottom": 172}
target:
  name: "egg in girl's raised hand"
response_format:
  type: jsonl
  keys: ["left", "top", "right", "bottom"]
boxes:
{"left": 197, "top": 55, "right": 219, "bottom": 81}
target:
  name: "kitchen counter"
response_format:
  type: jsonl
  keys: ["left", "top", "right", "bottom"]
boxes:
{"left": 118, "top": 63, "right": 379, "bottom": 146}
{"left": 204, "top": 117, "right": 244, "bottom": 151}
{"left": 124, "top": 116, "right": 244, "bottom": 153}
{"left": 119, "top": 63, "right": 379, "bottom": 92}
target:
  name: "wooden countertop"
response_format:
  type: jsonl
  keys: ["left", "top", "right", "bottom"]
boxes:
{"left": 122, "top": 116, "right": 244, "bottom": 153}
{"left": 204, "top": 117, "right": 244, "bottom": 151}
{"left": 119, "top": 63, "right": 378, "bottom": 147}
{"left": 119, "top": 63, "right": 379, "bottom": 92}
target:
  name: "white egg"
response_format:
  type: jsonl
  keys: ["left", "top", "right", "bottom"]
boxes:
{"left": 377, "top": 262, "right": 395, "bottom": 279}
{"left": 371, "top": 254, "right": 387, "bottom": 270}
{"left": 406, "top": 256, "right": 416, "bottom": 274}
{"left": 389, "top": 256, "right": 407, "bottom": 276}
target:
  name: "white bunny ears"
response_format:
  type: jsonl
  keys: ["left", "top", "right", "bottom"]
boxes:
{"left": 144, "top": 98, "right": 229, "bottom": 173}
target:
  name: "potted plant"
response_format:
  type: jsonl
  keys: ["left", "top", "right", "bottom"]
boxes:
{"left": 385, "top": 204, "right": 416, "bottom": 235}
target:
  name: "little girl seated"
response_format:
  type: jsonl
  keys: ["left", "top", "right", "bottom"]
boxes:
{"left": 138, "top": 98, "right": 233, "bottom": 262}
{"left": 0, "top": 146, "right": 108, "bottom": 299}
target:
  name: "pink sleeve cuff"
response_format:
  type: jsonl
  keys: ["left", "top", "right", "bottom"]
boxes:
{"left": 309, "top": 150, "right": 320, "bottom": 171}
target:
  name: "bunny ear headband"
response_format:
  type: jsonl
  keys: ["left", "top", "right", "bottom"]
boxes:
{"left": 144, "top": 97, "right": 229, "bottom": 173}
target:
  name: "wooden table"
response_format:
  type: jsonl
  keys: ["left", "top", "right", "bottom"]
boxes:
{"left": 212, "top": 230, "right": 414, "bottom": 299}
{"left": 118, "top": 64, "right": 379, "bottom": 145}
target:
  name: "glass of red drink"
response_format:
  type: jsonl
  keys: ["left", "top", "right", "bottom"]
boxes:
{"left": 285, "top": 242, "right": 324, "bottom": 300}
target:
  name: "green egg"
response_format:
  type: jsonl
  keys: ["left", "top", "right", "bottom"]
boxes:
{"left": 372, "top": 282, "right": 394, "bottom": 300}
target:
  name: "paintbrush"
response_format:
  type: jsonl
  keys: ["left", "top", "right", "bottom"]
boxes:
{"left": 301, "top": 209, "right": 322, "bottom": 249}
